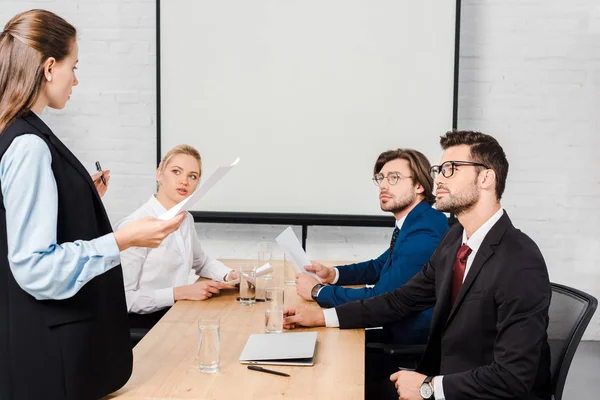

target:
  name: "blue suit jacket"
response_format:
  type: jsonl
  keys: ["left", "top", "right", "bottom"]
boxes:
{"left": 316, "top": 201, "right": 448, "bottom": 344}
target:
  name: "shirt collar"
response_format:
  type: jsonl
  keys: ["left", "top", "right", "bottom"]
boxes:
{"left": 462, "top": 208, "right": 504, "bottom": 253}
{"left": 147, "top": 194, "right": 168, "bottom": 216}
{"left": 396, "top": 215, "right": 407, "bottom": 231}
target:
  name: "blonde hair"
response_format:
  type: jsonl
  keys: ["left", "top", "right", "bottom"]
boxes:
{"left": 0, "top": 10, "right": 77, "bottom": 133}
{"left": 157, "top": 144, "right": 202, "bottom": 191}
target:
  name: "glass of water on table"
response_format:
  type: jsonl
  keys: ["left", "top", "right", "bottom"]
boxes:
{"left": 265, "top": 287, "right": 284, "bottom": 333}
{"left": 239, "top": 265, "right": 256, "bottom": 306}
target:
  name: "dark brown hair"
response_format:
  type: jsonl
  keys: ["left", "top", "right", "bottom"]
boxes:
{"left": 0, "top": 9, "right": 76, "bottom": 133}
{"left": 439, "top": 130, "right": 509, "bottom": 200}
{"left": 373, "top": 148, "right": 435, "bottom": 205}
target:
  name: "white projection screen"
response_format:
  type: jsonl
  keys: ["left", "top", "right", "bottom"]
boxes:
{"left": 159, "top": 1, "right": 458, "bottom": 216}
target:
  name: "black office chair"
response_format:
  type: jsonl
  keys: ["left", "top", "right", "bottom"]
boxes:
{"left": 130, "top": 328, "right": 150, "bottom": 348}
{"left": 366, "top": 282, "right": 597, "bottom": 399}
{"left": 547, "top": 283, "right": 597, "bottom": 400}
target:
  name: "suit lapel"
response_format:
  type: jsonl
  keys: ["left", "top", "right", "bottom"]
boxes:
{"left": 431, "top": 238, "right": 462, "bottom": 333}
{"left": 444, "top": 245, "right": 494, "bottom": 327}
{"left": 392, "top": 201, "right": 430, "bottom": 252}
{"left": 443, "top": 212, "right": 512, "bottom": 329}
{"left": 24, "top": 112, "right": 101, "bottom": 201}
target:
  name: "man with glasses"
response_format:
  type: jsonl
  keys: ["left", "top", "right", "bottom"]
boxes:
{"left": 285, "top": 131, "right": 551, "bottom": 400}
{"left": 294, "top": 148, "right": 448, "bottom": 346}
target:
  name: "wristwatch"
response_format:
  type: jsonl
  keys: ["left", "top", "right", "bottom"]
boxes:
{"left": 419, "top": 376, "right": 434, "bottom": 399}
{"left": 311, "top": 284, "right": 326, "bottom": 301}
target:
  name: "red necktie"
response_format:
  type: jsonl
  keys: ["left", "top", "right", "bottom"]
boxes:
{"left": 451, "top": 244, "right": 472, "bottom": 305}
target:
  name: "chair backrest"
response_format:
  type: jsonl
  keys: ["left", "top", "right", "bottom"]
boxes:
{"left": 547, "top": 283, "right": 597, "bottom": 400}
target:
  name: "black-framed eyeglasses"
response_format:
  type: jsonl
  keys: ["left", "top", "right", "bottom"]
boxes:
{"left": 430, "top": 161, "right": 490, "bottom": 179}
{"left": 372, "top": 172, "right": 413, "bottom": 186}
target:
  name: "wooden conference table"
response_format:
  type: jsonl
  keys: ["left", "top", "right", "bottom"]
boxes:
{"left": 107, "top": 260, "right": 364, "bottom": 399}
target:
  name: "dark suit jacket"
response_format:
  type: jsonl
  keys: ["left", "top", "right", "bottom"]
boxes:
{"left": 316, "top": 201, "right": 448, "bottom": 343}
{"left": 335, "top": 212, "right": 552, "bottom": 400}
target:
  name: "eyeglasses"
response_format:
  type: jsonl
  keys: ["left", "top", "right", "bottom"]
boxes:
{"left": 372, "top": 172, "right": 412, "bottom": 186}
{"left": 430, "top": 161, "right": 490, "bottom": 179}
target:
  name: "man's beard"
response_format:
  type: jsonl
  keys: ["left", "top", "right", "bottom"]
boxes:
{"left": 436, "top": 182, "right": 480, "bottom": 215}
{"left": 380, "top": 191, "right": 416, "bottom": 215}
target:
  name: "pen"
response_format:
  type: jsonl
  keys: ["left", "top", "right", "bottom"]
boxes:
{"left": 247, "top": 365, "right": 290, "bottom": 377}
{"left": 95, "top": 161, "right": 107, "bottom": 185}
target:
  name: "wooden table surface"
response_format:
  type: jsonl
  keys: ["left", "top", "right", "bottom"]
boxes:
{"left": 106, "top": 260, "right": 364, "bottom": 399}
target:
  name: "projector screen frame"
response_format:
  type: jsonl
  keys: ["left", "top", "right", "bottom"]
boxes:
{"left": 155, "top": 0, "right": 462, "bottom": 247}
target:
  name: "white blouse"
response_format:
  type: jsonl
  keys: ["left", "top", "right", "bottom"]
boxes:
{"left": 115, "top": 195, "right": 231, "bottom": 314}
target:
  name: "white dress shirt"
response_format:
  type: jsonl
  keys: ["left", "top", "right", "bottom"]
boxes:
{"left": 115, "top": 195, "right": 232, "bottom": 314}
{"left": 322, "top": 216, "right": 406, "bottom": 326}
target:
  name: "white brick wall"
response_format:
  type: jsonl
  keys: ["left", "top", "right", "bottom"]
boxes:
{"left": 459, "top": 0, "right": 600, "bottom": 339}
{"left": 2, "top": 1, "right": 599, "bottom": 338}
{"left": 1, "top": 0, "right": 158, "bottom": 228}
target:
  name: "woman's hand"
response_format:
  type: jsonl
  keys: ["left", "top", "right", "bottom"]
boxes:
{"left": 174, "top": 280, "right": 231, "bottom": 301}
{"left": 91, "top": 170, "right": 110, "bottom": 198}
{"left": 114, "top": 213, "right": 186, "bottom": 251}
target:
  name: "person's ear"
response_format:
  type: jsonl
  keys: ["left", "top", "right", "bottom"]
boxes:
{"left": 480, "top": 169, "right": 496, "bottom": 192}
{"left": 155, "top": 168, "right": 162, "bottom": 186}
{"left": 44, "top": 57, "right": 56, "bottom": 82}
{"left": 415, "top": 183, "right": 424, "bottom": 195}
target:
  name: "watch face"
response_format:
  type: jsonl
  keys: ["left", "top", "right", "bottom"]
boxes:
{"left": 419, "top": 383, "right": 433, "bottom": 398}
{"left": 311, "top": 284, "right": 322, "bottom": 299}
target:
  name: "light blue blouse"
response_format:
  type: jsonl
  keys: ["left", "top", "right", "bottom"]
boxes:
{"left": 0, "top": 133, "right": 121, "bottom": 300}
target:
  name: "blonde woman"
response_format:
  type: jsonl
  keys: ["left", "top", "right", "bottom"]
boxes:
{"left": 116, "top": 144, "right": 239, "bottom": 329}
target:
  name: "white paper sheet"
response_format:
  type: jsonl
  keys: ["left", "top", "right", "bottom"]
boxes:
{"left": 275, "top": 226, "right": 321, "bottom": 282}
{"left": 227, "top": 263, "right": 273, "bottom": 285}
{"left": 159, "top": 157, "right": 240, "bottom": 220}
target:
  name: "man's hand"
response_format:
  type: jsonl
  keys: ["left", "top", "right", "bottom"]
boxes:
{"left": 304, "top": 261, "right": 336, "bottom": 284}
{"left": 389, "top": 370, "right": 427, "bottom": 400}
{"left": 283, "top": 306, "right": 325, "bottom": 329}
{"left": 91, "top": 170, "right": 110, "bottom": 198}
{"left": 295, "top": 273, "right": 320, "bottom": 301}
{"left": 174, "top": 280, "right": 230, "bottom": 301}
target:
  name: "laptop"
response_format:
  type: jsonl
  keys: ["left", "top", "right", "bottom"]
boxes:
{"left": 239, "top": 332, "right": 318, "bottom": 366}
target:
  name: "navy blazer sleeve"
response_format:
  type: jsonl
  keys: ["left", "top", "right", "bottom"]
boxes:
{"left": 330, "top": 250, "right": 389, "bottom": 287}
{"left": 316, "top": 212, "right": 448, "bottom": 308}
{"left": 335, "top": 254, "right": 439, "bottom": 329}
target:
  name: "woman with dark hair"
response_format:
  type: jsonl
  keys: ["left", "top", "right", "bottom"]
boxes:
{"left": 0, "top": 9, "right": 185, "bottom": 399}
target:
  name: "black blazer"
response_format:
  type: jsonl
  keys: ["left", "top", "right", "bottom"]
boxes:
{"left": 336, "top": 212, "right": 552, "bottom": 400}
{"left": 0, "top": 112, "right": 132, "bottom": 400}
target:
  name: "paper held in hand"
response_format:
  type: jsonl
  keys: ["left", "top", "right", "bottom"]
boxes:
{"left": 159, "top": 157, "right": 240, "bottom": 220}
{"left": 275, "top": 226, "right": 321, "bottom": 282}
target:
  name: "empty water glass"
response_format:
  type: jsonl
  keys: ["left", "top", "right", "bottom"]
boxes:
{"left": 265, "top": 288, "right": 284, "bottom": 333}
{"left": 198, "top": 318, "right": 220, "bottom": 373}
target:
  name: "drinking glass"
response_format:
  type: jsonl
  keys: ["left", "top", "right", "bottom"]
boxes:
{"left": 265, "top": 288, "right": 284, "bottom": 333}
{"left": 239, "top": 265, "right": 256, "bottom": 306}
{"left": 198, "top": 318, "right": 220, "bottom": 373}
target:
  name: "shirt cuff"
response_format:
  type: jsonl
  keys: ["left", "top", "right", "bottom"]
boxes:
{"left": 155, "top": 287, "right": 175, "bottom": 309}
{"left": 434, "top": 376, "right": 445, "bottom": 400}
{"left": 99, "top": 233, "right": 121, "bottom": 270}
{"left": 223, "top": 270, "right": 232, "bottom": 282}
{"left": 323, "top": 308, "right": 340, "bottom": 328}
{"left": 331, "top": 267, "right": 340, "bottom": 284}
